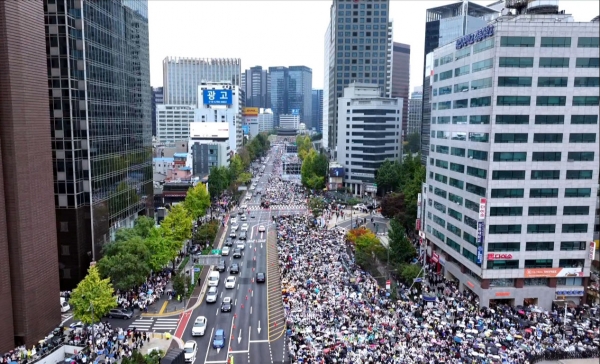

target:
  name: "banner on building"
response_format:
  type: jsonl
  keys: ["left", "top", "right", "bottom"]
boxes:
{"left": 476, "top": 221, "right": 485, "bottom": 244}
{"left": 476, "top": 246, "right": 483, "bottom": 265}
{"left": 487, "top": 253, "right": 513, "bottom": 261}
{"left": 524, "top": 267, "right": 584, "bottom": 278}
{"left": 590, "top": 241, "right": 596, "bottom": 260}
{"left": 478, "top": 198, "right": 487, "bottom": 220}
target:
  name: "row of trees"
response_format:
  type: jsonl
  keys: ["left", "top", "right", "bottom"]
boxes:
{"left": 71, "top": 182, "right": 212, "bottom": 324}
{"left": 297, "top": 135, "right": 328, "bottom": 190}
{"left": 207, "top": 132, "right": 270, "bottom": 198}
{"left": 375, "top": 154, "right": 425, "bottom": 230}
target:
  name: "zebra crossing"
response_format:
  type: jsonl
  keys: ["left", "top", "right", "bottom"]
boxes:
{"left": 246, "top": 204, "right": 307, "bottom": 210}
{"left": 128, "top": 317, "right": 179, "bottom": 332}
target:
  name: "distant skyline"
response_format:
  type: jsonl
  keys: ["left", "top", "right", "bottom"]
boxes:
{"left": 148, "top": 0, "right": 596, "bottom": 91}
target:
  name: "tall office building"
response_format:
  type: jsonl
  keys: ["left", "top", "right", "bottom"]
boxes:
{"left": 420, "top": 1, "right": 499, "bottom": 164}
{"left": 242, "top": 66, "right": 269, "bottom": 109}
{"left": 408, "top": 87, "right": 423, "bottom": 136}
{"left": 391, "top": 42, "right": 410, "bottom": 136}
{"left": 324, "top": 0, "right": 394, "bottom": 153}
{"left": 0, "top": 1, "right": 60, "bottom": 350}
{"left": 45, "top": 0, "right": 153, "bottom": 288}
{"left": 156, "top": 105, "right": 195, "bottom": 143}
{"left": 269, "top": 66, "right": 288, "bottom": 127}
{"left": 424, "top": 12, "right": 599, "bottom": 309}
{"left": 163, "top": 57, "right": 242, "bottom": 105}
{"left": 152, "top": 87, "right": 164, "bottom": 137}
{"left": 312, "top": 89, "right": 324, "bottom": 133}
{"left": 288, "top": 66, "right": 313, "bottom": 129}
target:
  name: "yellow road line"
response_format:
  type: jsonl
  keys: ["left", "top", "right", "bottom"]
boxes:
{"left": 158, "top": 301, "right": 168, "bottom": 315}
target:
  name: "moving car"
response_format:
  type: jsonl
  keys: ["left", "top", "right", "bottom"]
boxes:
{"left": 240, "top": 214, "right": 247, "bottom": 221}
{"left": 236, "top": 242, "right": 245, "bottom": 251}
{"left": 208, "top": 271, "right": 220, "bottom": 287}
{"left": 256, "top": 272, "right": 266, "bottom": 283}
{"left": 183, "top": 341, "right": 197, "bottom": 363}
{"left": 224, "top": 238, "right": 234, "bottom": 247}
{"left": 213, "top": 329, "right": 225, "bottom": 349}
{"left": 258, "top": 225, "right": 266, "bottom": 233}
{"left": 60, "top": 297, "right": 70, "bottom": 313}
{"left": 107, "top": 309, "right": 132, "bottom": 320}
{"left": 216, "top": 259, "right": 226, "bottom": 272}
{"left": 229, "top": 230, "right": 237, "bottom": 238}
{"left": 206, "top": 286, "right": 218, "bottom": 303}
{"left": 230, "top": 217, "right": 237, "bottom": 225}
{"left": 221, "top": 247, "right": 230, "bottom": 256}
{"left": 229, "top": 263, "right": 240, "bottom": 274}
{"left": 191, "top": 316, "right": 207, "bottom": 336}
{"left": 221, "top": 297, "right": 232, "bottom": 312}
{"left": 233, "top": 249, "right": 242, "bottom": 258}
{"left": 239, "top": 231, "right": 247, "bottom": 240}
{"left": 231, "top": 224, "right": 239, "bottom": 232}
{"left": 241, "top": 223, "right": 249, "bottom": 231}
{"left": 225, "top": 276, "right": 236, "bottom": 289}
{"left": 240, "top": 204, "right": 248, "bottom": 210}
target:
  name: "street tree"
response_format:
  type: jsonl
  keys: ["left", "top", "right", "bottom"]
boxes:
{"left": 399, "top": 263, "right": 423, "bottom": 285}
{"left": 97, "top": 236, "right": 152, "bottom": 291}
{"left": 144, "top": 227, "right": 178, "bottom": 272}
{"left": 122, "top": 350, "right": 164, "bottom": 364}
{"left": 300, "top": 149, "right": 328, "bottom": 190}
{"left": 133, "top": 216, "right": 156, "bottom": 239}
{"left": 160, "top": 203, "right": 193, "bottom": 245}
{"left": 388, "top": 218, "right": 416, "bottom": 264}
{"left": 404, "top": 133, "right": 421, "bottom": 154}
{"left": 236, "top": 171, "right": 253, "bottom": 185}
{"left": 296, "top": 135, "right": 313, "bottom": 161}
{"left": 308, "top": 197, "right": 325, "bottom": 219}
{"left": 172, "top": 270, "right": 191, "bottom": 298}
{"left": 375, "top": 160, "right": 401, "bottom": 195}
{"left": 380, "top": 192, "right": 408, "bottom": 223}
{"left": 183, "top": 183, "right": 211, "bottom": 220}
{"left": 193, "top": 220, "right": 219, "bottom": 244}
{"left": 353, "top": 231, "right": 386, "bottom": 270}
{"left": 69, "top": 266, "right": 117, "bottom": 324}
{"left": 397, "top": 154, "right": 425, "bottom": 229}
{"left": 207, "top": 166, "right": 229, "bottom": 200}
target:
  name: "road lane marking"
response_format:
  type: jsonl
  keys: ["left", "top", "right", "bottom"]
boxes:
{"left": 158, "top": 301, "right": 168, "bottom": 315}
{"left": 204, "top": 327, "right": 215, "bottom": 364}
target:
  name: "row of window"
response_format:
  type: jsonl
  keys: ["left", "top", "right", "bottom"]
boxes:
{"left": 487, "top": 258, "right": 585, "bottom": 270}
{"left": 433, "top": 96, "right": 600, "bottom": 109}
{"left": 432, "top": 145, "right": 595, "bottom": 163}
{"left": 490, "top": 205, "right": 590, "bottom": 217}
{"left": 490, "top": 277, "right": 583, "bottom": 287}
{"left": 487, "top": 224, "right": 590, "bottom": 234}
{"left": 488, "top": 241, "right": 588, "bottom": 252}
{"left": 432, "top": 114, "right": 598, "bottom": 125}
{"left": 430, "top": 131, "right": 596, "bottom": 144}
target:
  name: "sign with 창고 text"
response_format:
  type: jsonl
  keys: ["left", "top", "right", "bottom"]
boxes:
{"left": 203, "top": 89, "right": 232, "bottom": 105}
{"left": 456, "top": 24, "right": 494, "bottom": 50}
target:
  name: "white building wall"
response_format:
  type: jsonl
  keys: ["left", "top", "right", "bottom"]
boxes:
{"left": 257, "top": 109, "right": 274, "bottom": 133}
{"left": 279, "top": 114, "right": 300, "bottom": 130}
{"left": 156, "top": 104, "right": 195, "bottom": 143}
{"left": 197, "top": 83, "right": 242, "bottom": 152}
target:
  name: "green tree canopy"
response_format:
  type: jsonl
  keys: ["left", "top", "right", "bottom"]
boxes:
{"left": 375, "top": 160, "right": 401, "bottom": 195}
{"left": 144, "top": 227, "right": 179, "bottom": 272}
{"left": 97, "top": 236, "right": 152, "bottom": 291}
{"left": 388, "top": 218, "right": 416, "bottom": 264}
{"left": 404, "top": 133, "right": 421, "bottom": 154}
{"left": 207, "top": 166, "right": 229, "bottom": 199}
{"left": 380, "top": 192, "right": 408, "bottom": 223}
{"left": 183, "top": 183, "right": 211, "bottom": 220}
{"left": 308, "top": 197, "right": 325, "bottom": 218}
{"left": 399, "top": 263, "right": 423, "bottom": 285}
{"left": 160, "top": 203, "right": 193, "bottom": 244}
{"left": 69, "top": 266, "right": 117, "bottom": 324}
{"left": 301, "top": 149, "right": 328, "bottom": 190}
{"left": 133, "top": 216, "right": 156, "bottom": 239}
{"left": 296, "top": 135, "right": 313, "bottom": 161}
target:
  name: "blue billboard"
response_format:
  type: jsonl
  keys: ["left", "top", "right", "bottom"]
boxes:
{"left": 242, "top": 125, "right": 250, "bottom": 135}
{"left": 476, "top": 246, "right": 483, "bottom": 265}
{"left": 291, "top": 108, "right": 300, "bottom": 116}
{"left": 329, "top": 167, "right": 344, "bottom": 178}
{"left": 476, "top": 221, "right": 485, "bottom": 244}
{"left": 203, "top": 89, "right": 232, "bottom": 105}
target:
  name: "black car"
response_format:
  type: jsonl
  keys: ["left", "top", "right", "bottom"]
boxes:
{"left": 230, "top": 263, "right": 240, "bottom": 274}
{"left": 221, "top": 297, "right": 232, "bottom": 312}
{"left": 239, "top": 231, "right": 247, "bottom": 240}
{"left": 107, "top": 309, "right": 132, "bottom": 320}
{"left": 216, "top": 259, "right": 226, "bottom": 272}
{"left": 233, "top": 249, "right": 242, "bottom": 258}
{"left": 256, "top": 272, "right": 266, "bottom": 283}
{"left": 224, "top": 238, "right": 234, "bottom": 247}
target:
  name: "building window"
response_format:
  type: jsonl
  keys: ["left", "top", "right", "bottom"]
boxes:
{"left": 60, "top": 221, "right": 69, "bottom": 232}
{"left": 537, "top": 77, "right": 568, "bottom": 87}
{"left": 473, "top": 38, "right": 494, "bottom": 53}
{"left": 451, "top": 147, "right": 466, "bottom": 157}
{"left": 435, "top": 159, "right": 449, "bottom": 169}
{"left": 528, "top": 206, "right": 557, "bottom": 216}
{"left": 573, "top": 96, "right": 600, "bottom": 106}
{"left": 462, "top": 248, "right": 480, "bottom": 266}
{"left": 564, "top": 188, "right": 591, "bottom": 198}
{"left": 439, "top": 70, "right": 453, "bottom": 81}
{"left": 525, "top": 259, "right": 553, "bottom": 268}
{"left": 536, "top": 96, "right": 566, "bottom": 106}
{"left": 531, "top": 170, "right": 560, "bottom": 180}
{"left": 447, "top": 224, "right": 462, "bottom": 238}
{"left": 469, "top": 132, "right": 489, "bottom": 142}
{"left": 539, "top": 57, "right": 569, "bottom": 68}
{"left": 492, "top": 151, "right": 526, "bottom": 162}
{"left": 577, "top": 37, "right": 599, "bottom": 48}
{"left": 563, "top": 206, "right": 590, "bottom": 216}
{"left": 491, "top": 188, "right": 524, "bottom": 198}
{"left": 463, "top": 231, "right": 477, "bottom": 246}
{"left": 498, "top": 76, "right": 532, "bottom": 87}
{"left": 559, "top": 259, "right": 585, "bottom": 268}
{"left": 465, "top": 199, "right": 479, "bottom": 213}
{"left": 532, "top": 152, "right": 561, "bottom": 162}
{"left": 533, "top": 133, "right": 563, "bottom": 143}
{"left": 487, "top": 260, "right": 519, "bottom": 270}
{"left": 61, "top": 245, "right": 70, "bottom": 256}
{"left": 455, "top": 47, "right": 470, "bottom": 60}
{"left": 524, "top": 278, "right": 549, "bottom": 286}
{"left": 494, "top": 133, "right": 527, "bottom": 143}
{"left": 454, "top": 99, "right": 469, "bottom": 109}
{"left": 500, "top": 36, "right": 535, "bottom": 47}
{"left": 492, "top": 170, "right": 525, "bottom": 180}
{"left": 465, "top": 183, "right": 486, "bottom": 197}
{"left": 448, "top": 208, "right": 463, "bottom": 221}
{"left": 556, "top": 277, "right": 583, "bottom": 286}
{"left": 452, "top": 116, "right": 467, "bottom": 124}
{"left": 496, "top": 115, "right": 529, "bottom": 124}
{"left": 436, "top": 145, "right": 449, "bottom": 154}
{"left": 497, "top": 96, "right": 530, "bottom": 106}
{"left": 488, "top": 242, "right": 520, "bottom": 252}
{"left": 62, "top": 268, "right": 71, "bottom": 279}
{"left": 527, "top": 224, "right": 556, "bottom": 234}
{"left": 560, "top": 241, "right": 586, "bottom": 251}
{"left": 525, "top": 241, "right": 554, "bottom": 252}
{"left": 499, "top": 57, "right": 533, "bottom": 68}
{"left": 454, "top": 81, "right": 469, "bottom": 92}
{"left": 566, "top": 170, "right": 593, "bottom": 180}
{"left": 471, "top": 77, "right": 492, "bottom": 90}
{"left": 464, "top": 215, "right": 478, "bottom": 229}
{"left": 535, "top": 115, "right": 564, "bottom": 124}
{"left": 575, "top": 57, "right": 599, "bottom": 68}
{"left": 470, "top": 96, "right": 491, "bottom": 108}
{"left": 490, "top": 207, "right": 523, "bottom": 216}
{"left": 467, "top": 166, "right": 487, "bottom": 179}
{"left": 455, "top": 65, "right": 470, "bottom": 77}
{"left": 449, "top": 193, "right": 463, "bottom": 206}
{"left": 530, "top": 188, "right": 558, "bottom": 198}
{"left": 450, "top": 163, "right": 464, "bottom": 173}
{"left": 541, "top": 37, "right": 571, "bottom": 48}
{"left": 567, "top": 151, "right": 594, "bottom": 161}
{"left": 569, "top": 133, "right": 596, "bottom": 143}
{"left": 469, "top": 115, "right": 490, "bottom": 124}
{"left": 571, "top": 115, "right": 598, "bottom": 124}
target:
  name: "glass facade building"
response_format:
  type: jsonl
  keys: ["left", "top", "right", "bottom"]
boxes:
{"left": 391, "top": 42, "right": 410, "bottom": 135}
{"left": 312, "top": 89, "right": 324, "bottom": 133}
{"left": 268, "top": 66, "right": 313, "bottom": 128}
{"left": 45, "top": 0, "right": 153, "bottom": 288}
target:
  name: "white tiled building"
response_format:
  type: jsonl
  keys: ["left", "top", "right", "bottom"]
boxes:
{"left": 196, "top": 82, "right": 242, "bottom": 152}
{"left": 156, "top": 105, "right": 195, "bottom": 143}
{"left": 425, "top": 14, "right": 599, "bottom": 309}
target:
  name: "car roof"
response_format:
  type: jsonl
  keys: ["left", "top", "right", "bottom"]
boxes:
{"left": 185, "top": 341, "right": 195, "bottom": 347}
{"left": 195, "top": 316, "right": 206, "bottom": 323}
{"left": 208, "top": 286, "right": 217, "bottom": 292}
{"left": 223, "top": 297, "right": 231, "bottom": 302}
{"left": 215, "top": 329, "right": 224, "bottom": 335}
{"left": 227, "top": 276, "right": 235, "bottom": 280}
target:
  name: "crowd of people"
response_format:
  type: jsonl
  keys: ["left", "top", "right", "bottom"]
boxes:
{"left": 277, "top": 214, "right": 600, "bottom": 363}
{"left": 115, "top": 270, "right": 171, "bottom": 313}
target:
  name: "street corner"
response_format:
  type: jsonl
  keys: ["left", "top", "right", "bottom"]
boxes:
{"left": 141, "top": 298, "right": 185, "bottom": 317}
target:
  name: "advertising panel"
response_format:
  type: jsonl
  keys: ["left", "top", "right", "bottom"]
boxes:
{"left": 190, "top": 122, "right": 229, "bottom": 138}
{"left": 431, "top": 252, "right": 439, "bottom": 263}
{"left": 487, "top": 253, "right": 513, "bottom": 261}
{"left": 241, "top": 125, "right": 250, "bottom": 135}
{"left": 590, "top": 241, "right": 596, "bottom": 260}
{"left": 476, "top": 246, "right": 484, "bottom": 264}
{"left": 555, "top": 289, "right": 584, "bottom": 297}
{"left": 329, "top": 167, "right": 344, "bottom": 177}
{"left": 478, "top": 198, "right": 487, "bottom": 220}
{"left": 365, "top": 184, "right": 377, "bottom": 193}
{"left": 476, "top": 221, "right": 485, "bottom": 244}
{"left": 455, "top": 24, "right": 494, "bottom": 50}
{"left": 203, "top": 89, "right": 232, "bottom": 105}
{"left": 415, "top": 219, "right": 421, "bottom": 231}
{"left": 524, "top": 267, "right": 584, "bottom": 278}
{"left": 242, "top": 107, "right": 259, "bottom": 116}
{"left": 291, "top": 108, "right": 300, "bottom": 116}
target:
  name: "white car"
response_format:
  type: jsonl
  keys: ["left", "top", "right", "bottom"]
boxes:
{"left": 241, "top": 204, "right": 248, "bottom": 210}
{"left": 221, "top": 247, "right": 230, "bottom": 256}
{"left": 353, "top": 204, "right": 367, "bottom": 211}
{"left": 231, "top": 224, "right": 239, "bottom": 232}
{"left": 230, "top": 217, "right": 237, "bottom": 225}
{"left": 236, "top": 242, "right": 245, "bottom": 251}
{"left": 258, "top": 225, "right": 266, "bottom": 233}
{"left": 191, "top": 316, "right": 207, "bottom": 336}
{"left": 225, "top": 276, "right": 236, "bottom": 289}
{"left": 240, "top": 214, "right": 247, "bottom": 221}
{"left": 241, "top": 223, "right": 249, "bottom": 231}
{"left": 206, "top": 286, "right": 218, "bottom": 303}
{"left": 184, "top": 341, "right": 197, "bottom": 362}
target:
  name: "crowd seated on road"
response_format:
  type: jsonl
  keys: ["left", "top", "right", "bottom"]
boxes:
{"left": 260, "top": 158, "right": 306, "bottom": 207}
{"left": 116, "top": 270, "right": 172, "bottom": 313}
{"left": 276, "top": 214, "right": 600, "bottom": 364}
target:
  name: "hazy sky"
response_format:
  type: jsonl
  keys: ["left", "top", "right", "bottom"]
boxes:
{"left": 148, "top": 0, "right": 596, "bottom": 91}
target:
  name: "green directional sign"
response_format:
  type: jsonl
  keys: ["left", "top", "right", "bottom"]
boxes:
{"left": 211, "top": 249, "right": 221, "bottom": 255}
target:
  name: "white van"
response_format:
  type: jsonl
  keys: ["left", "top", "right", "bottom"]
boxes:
{"left": 60, "top": 297, "right": 70, "bottom": 313}
{"left": 208, "top": 271, "right": 220, "bottom": 287}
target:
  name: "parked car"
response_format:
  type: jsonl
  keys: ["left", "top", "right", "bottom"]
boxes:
{"left": 107, "top": 309, "right": 132, "bottom": 320}
{"left": 256, "top": 272, "right": 266, "bottom": 283}
{"left": 191, "top": 316, "right": 207, "bottom": 336}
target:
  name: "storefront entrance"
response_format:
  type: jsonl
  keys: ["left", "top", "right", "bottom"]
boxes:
{"left": 489, "top": 298, "right": 514, "bottom": 308}
{"left": 524, "top": 297, "right": 538, "bottom": 306}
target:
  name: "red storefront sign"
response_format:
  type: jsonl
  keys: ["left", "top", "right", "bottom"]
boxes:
{"left": 431, "top": 252, "right": 439, "bottom": 263}
{"left": 487, "top": 253, "right": 513, "bottom": 261}
{"left": 590, "top": 242, "right": 596, "bottom": 260}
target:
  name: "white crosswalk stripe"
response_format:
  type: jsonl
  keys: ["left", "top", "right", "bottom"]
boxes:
{"left": 152, "top": 318, "right": 179, "bottom": 332}
{"left": 128, "top": 318, "right": 154, "bottom": 332}
{"left": 270, "top": 205, "right": 307, "bottom": 210}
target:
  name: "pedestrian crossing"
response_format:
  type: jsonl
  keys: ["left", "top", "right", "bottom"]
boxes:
{"left": 128, "top": 317, "right": 179, "bottom": 332}
{"left": 246, "top": 205, "right": 307, "bottom": 210}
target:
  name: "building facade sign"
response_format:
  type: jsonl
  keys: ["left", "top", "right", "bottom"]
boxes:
{"left": 476, "top": 221, "right": 485, "bottom": 244}
{"left": 524, "top": 267, "right": 583, "bottom": 278}
{"left": 242, "top": 107, "right": 259, "bottom": 116}
{"left": 456, "top": 24, "right": 494, "bottom": 50}
{"left": 203, "top": 89, "right": 232, "bottom": 105}
{"left": 487, "top": 253, "right": 513, "bottom": 261}
{"left": 555, "top": 289, "right": 584, "bottom": 297}
{"left": 590, "top": 241, "right": 596, "bottom": 260}
{"left": 477, "top": 246, "right": 484, "bottom": 264}
{"left": 431, "top": 252, "right": 439, "bottom": 263}
{"left": 478, "top": 198, "right": 487, "bottom": 220}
